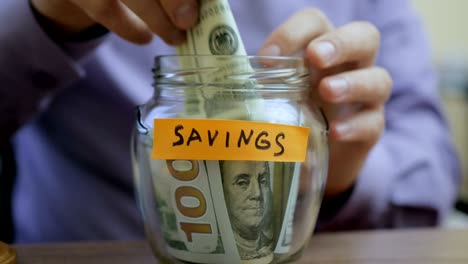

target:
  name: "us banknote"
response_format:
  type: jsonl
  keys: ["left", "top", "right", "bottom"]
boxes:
{"left": 149, "top": 1, "right": 300, "bottom": 263}
{"left": 176, "top": 0, "right": 260, "bottom": 120}
{"left": 149, "top": 157, "right": 300, "bottom": 264}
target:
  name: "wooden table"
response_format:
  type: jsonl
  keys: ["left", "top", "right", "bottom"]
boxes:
{"left": 12, "top": 228, "right": 468, "bottom": 264}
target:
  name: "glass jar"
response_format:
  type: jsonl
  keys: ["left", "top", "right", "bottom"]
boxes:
{"left": 132, "top": 55, "right": 328, "bottom": 264}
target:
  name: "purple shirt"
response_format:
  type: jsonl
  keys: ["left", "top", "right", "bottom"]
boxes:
{"left": 0, "top": 0, "right": 460, "bottom": 242}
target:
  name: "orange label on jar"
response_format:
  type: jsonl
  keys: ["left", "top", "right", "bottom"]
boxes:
{"left": 152, "top": 119, "right": 309, "bottom": 162}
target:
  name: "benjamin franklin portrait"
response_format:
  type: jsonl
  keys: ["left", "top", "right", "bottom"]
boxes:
{"left": 220, "top": 160, "right": 273, "bottom": 260}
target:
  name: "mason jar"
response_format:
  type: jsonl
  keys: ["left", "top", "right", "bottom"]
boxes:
{"left": 132, "top": 55, "right": 329, "bottom": 264}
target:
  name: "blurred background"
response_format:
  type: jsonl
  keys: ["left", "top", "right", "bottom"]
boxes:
{"left": 412, "top": 0, "right": 468, "bottom": 226}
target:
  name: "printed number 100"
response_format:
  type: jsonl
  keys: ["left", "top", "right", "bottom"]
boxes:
{"left": 167, "top": 160, "right": 213, "bottom": 243}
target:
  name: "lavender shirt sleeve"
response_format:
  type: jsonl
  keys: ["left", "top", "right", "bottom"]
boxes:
{"left": 0, "top": 0, "right": 104, "bottom": 143}
{"left": 317, "top": 0, "right": 461, "bottom": 230}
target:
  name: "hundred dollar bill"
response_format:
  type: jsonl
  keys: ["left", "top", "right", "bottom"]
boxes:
{"left": 176, "top": 0, "right": 261, "bottom": 119}
{"left": 273, "top": 162, "right": 300, "bottom": 253}
{"left": 177, "top": 0, "right": 247, "bottom": 57}
{"left": 149, "top": 158, "right": 280, "bottom": 264}
{"left": 219, "top": 160, "right": 274, "bottom": 263}
{"left": 150, "top": 159, "right": 241, "bottom": 264}
{"left": 271, "top": 114, "right": 304, "bottom": 254}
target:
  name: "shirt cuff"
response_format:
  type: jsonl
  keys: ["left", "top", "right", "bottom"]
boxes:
{"left": 0, "top": 1, "right": 85, "bottom": 133}
{"left": 29, "top": 0, "right": 109, "bottom": 61}
{"left": 316, "top": 139, "right": 393, "bottom": 231}
{"left": 317, "top": 183, "right": 355, "bottom": 222}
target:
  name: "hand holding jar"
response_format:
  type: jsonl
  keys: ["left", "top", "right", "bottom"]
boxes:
{"left": 258, "top": 8, "right": 393, "bottom": 198}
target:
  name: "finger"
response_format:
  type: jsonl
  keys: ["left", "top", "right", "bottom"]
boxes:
{"left": 159, "top": 0, "right": 199, "bottom": 29}
{"left": 319, "top": 66, "right": 392, "bottom": 105}
{"left": 70, "top": 0, "right": 153, "bottom": 44}
{"left": 307, "top": 21, "right": 380, "bottom": 69}
{"left": 123, "top": 0, "right": 186, "bottom": 45}
{"left": 258, "top": 8, "right": 333, "bottom": 57}
{"left": 330, "top": 108, "right": 385, "bottom": 143}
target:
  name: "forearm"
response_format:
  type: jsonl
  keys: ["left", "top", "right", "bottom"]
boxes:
{"left": 0, "top": 0, "right": 102, "bottom": 143}
{"left": 316, "top": 99, "right": 460, "bottom": 230}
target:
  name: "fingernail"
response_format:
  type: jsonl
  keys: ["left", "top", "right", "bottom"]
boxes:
{"left": 313, "top": 41, "right": 336, "bottom": 63}
{"left": 328, "top": 78, "right": 348, "bottom": 99}
{"left": 335, "top": 122, "right": 351, "bottom": 137}
{"left": 175, "top": 4, "right": 198, "bottom": 28}
{"left": 171, "top": 30, "right": 186, "bottom": 44}
{"left": 258, "top": 44, "right": 281, "bottom": 56}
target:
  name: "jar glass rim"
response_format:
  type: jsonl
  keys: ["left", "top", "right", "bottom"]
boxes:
{"left": 154, "top": 54, "right": 307, "bottom": 61}
{"left": 153, "top": 55, "right": 310, "bottom": 88}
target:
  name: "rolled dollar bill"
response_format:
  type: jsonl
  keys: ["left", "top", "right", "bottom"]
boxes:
{"left": 177, "top": 0, "right": 247, "bottom": 56}
{"left": 176, "top": 0, "right": 258, "bottom": 119}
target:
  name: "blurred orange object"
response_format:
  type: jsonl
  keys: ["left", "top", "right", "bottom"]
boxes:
{"left": 0, "top": 242, "right": 16, "bottom": 264}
